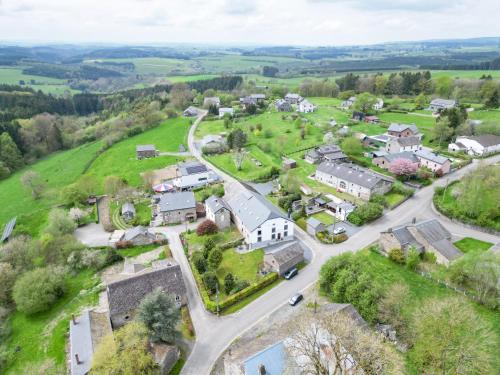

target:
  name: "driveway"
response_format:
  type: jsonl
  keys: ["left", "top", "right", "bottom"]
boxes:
{"left": 326, "top": 220, "right": 360, "bottom": 238}
{"left": 74, "top": 223, "right": 110, "bottom": 247}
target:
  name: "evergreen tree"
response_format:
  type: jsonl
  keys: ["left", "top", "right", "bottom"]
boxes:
{"left": 0, "top": 132, "right": 23, "bottom": 171}
{"left": 485, "top": 89, "right": 499, "bottom": 109}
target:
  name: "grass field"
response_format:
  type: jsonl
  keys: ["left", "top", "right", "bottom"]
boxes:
{"left": 311, "top": 211, "right": 336, "bottom": 226}
{"left": 97, "top": 57, "right": 196, "bottom": 75}
{"left": 0, "top": 66, "right": 78, "bottom": 95}
{"left": 4, "top": 270, "right": 101, "bottom": 374}
{"left": 0, "top": 141, "right": 103, "bottom": 236}
{"left": 85, "top": 118, "right": 190, "bottom": 190}
{"left": 430, "top": 70, "right": 500, "bottom": 79}
{"left": 453, "top": 237, "right": 493, "bottom": 256}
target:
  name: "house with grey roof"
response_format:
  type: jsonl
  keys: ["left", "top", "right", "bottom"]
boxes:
{"left": 373, "top": 151, "right": 419, "bottom": 170}
{"left": 121, "top": 202, "right": 136, "bottom": 222}
{"left": 315, "top": 162, "right": 393, "bottom": 201}
{"left": 106, "top": 260, "right": 187, "bottom": 328}
{"left": 183, "top": 106, "right": 199, "bottom": 117}
{"left": 275, "top": 99, "right": 292, "bottom": 112}
{"left": 306, "top": 217, "right": 325, "bottom": 236}
{"left": 70, "top": 310, "right": 111, "bottom": 375}
{"left": 305, "top": 144, "right": 347, "bottom": 164}
{"left": 340, "top": 96, "right": 356, "bottom": 109}
{"left": 264, "top": 241, "right": 304, "bottom": 275}
{"left": 122, "top": 226, "right": 156, "bottom": 246}
{"left": 136, "top": 144, "right": 157, "bottom": 159}
{"left": 387, "top": 123, "right": 420, "bottom": 138}
{"left": 415, "top": 150, "right": 451, "bottom": 174}
{"left": 158, "top": 191, "right": 197, "bottom": 224}
{"left": 205, "top": 195, "right": 231, "bottom": 229}
{"left": 227, "top": 190, "right": 294, "bottom": 249}
{"left": 386, "top": 135, "right": 422, "bottom": 154}
{"left": 380, "top": 218, "right": 463, "bottom": 266}
{"left": 174, "top": 161, "right": 220, "bottom": 190}
{"left": 203, "top": 96, "right": 220, "bottom": 108}
{"left": 298, "top": 99, "right": 315, "bottom": 113}
{"left": 429, "top": 98, "right": 457, "bottom": 112}
{"left": 449, "top": 134, "right": 500, "bottom": 156}
{"left": 326, "top": 201, "right": 355, "bottom": 221}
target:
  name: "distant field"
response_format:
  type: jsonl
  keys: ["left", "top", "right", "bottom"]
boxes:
{"left": 0, "top": 66, "right": 77, "bottom": 95}
{"left": 84, "top": 117, "right": 191, "bottom": 189}
{"left": 430, "top": 70, "right": 500, "bottom": 79}
{"left": 167, "top": 74, "right": 218, "bottom": 82}
{"left": 97, "top": 57, "right": 196, "bottom": 75}
{"left": 0, "top": 141, "right": 103, "bottom": 235}
{"left": 194, "top": 55, "right": 304, "bottom": 73}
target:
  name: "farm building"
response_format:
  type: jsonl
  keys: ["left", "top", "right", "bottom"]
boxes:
{"left": 306, "top": 217, "right": 325, "bottom": 236}
{"left": 183, "top": 106, "right": 199, "bottom": 117}
{"left": 136, "top": 145, "right": 157, "bottom": 159}
{"left": 275, "top": 99, "right": 292, "bottom": 112}
{"left": 158, "top": 191, "right": 197, "bottom": 225}
{"left": 386, "top": 136, "right": 422, "bottom": 154}
{"left": 428, "top": 98, "right": 457, "bottom": 112}
{"left": 448, "top": 135, "right": 500, "bottom": 156}
{"left": 122, "top": 226, "right": 156, "bottom": 246}
{"left": 315, "top": 162, "right": 393, "bottom": 201}
{"left": 263, "top": 241, "right": 304, "bottom": 275}
{"left": 305, "top": 144, "right": 347, "bottom": 164}
{"left": 387, "top": 123, "right": 420, "bottom": 138}
{"left": 174, "top": 161, "right": 220, "bottom": 190}
{"left": 284, "top": 93, "right": 303, "bottom": 105}
{"left": 282, "top": 158, "right": 297, "bottom": 170}
{"left": 298, "top": 99, "right": 315, "bottom": 113}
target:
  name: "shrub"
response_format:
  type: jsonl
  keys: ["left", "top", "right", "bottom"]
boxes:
{"left": 278, "top": 193, "right": 301, "bottom": 211}
{"left": 192, "top": 252, "right": 208, "bottom": 274}
{"left": 423, "top": 251, "right": 437, "bottom": 264}
{"left": 0, "top": 262, "right": 16, "bottom": 305}
{"left": 224, "top": 273, "right": 235, "bottom": 295}
{"left": 202, "top": 238, "right": 216, "bottom": 259}
{"left": 202, "top": 271, "right": 218, "bottom": 295}
{"left": 208, "top": 248, "right": 223, "bottom": 270}
{"left": 347, "top": 211, "right": 363, "bottom": 226}
{"left": 333, "top": 233, "right": 348, "bottom": 243}
{"left": 392, "top": 181, "right": 414, "bottom": 197}
{"left": 231, "top": 279, "right": 250, "bottom": 294}
{"left": 388, "top": 248, "right": 406, "bottom": 264}
{"left": 348, "top": 202, "right": 383, "bottom": 225}
{"left": 196, "top": 220, "right": 218, "bottom": 236}
{"left": 12, "top": 266, "right": 66, "bottom": 315}
{"left": 406, "top": 248, "right": 421, "bottom": 270}
{"left": 369, "top": 194, "right": 387, "bottom": 207}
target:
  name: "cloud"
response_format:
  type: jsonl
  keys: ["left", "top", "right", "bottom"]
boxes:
{"left": 309, "top": 0, "right": 465, "bottom": 12}
{"left": 222, "top": 0, "right": 257, "bottom": 15}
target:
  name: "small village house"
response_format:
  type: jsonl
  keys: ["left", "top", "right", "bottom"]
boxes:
{"left": 373, "top": 98, "right": 384, "bottom": 110}
{"left": 305, "top": 144, "right": 347, "bottom": 164}
{"left": 372, "top": 151, "right": 419, "bottom": 170}
{"left": 158, "top": 191, "right": 197, "bottom": 225}
{"left": 298, "top": 99, "right": 315, "bottom": 113}
{"left": 136, "top": 144, "right": 157, "bottom": 159}
{"left": 284, "top": 93, "right": 303, "bottom": 105}
{"left": 326, "top": 201, "right": 355, "bottom": 221}
{"left": 340, "top": 96, "right": 356, "bottom": 109}
{"left": 306, "top": 217, "right": 325, "bottom": 236}
{"left": 386, "top": 136, "right": 422, "bottom": 154}
{"left": 183, "top": 106, "right": 199, "bottom": 117}
{"left": 415, "top": 150, "right": 451, "bottom": 175}
{"left": 387, "top": 123, "right": 420, "bottom": 138}
{"left": 282, "top": 158, "right": 297, "bottom": 170}
{"left": 205, "top": 195, "right": 231, "bottom": 229}
{"left": 448, "top": 135, "right": 500, "bottom": 156}
{"left": 174, "top": 161, "right": 220, "bottom": 190}
{"left": 203, "top": 96, "right": 221, "bottom": 108}
{"left": 263, "top": 241, "right": 304, "bottom": 275}
{"left": 275, "top": 99, "right": 292, "bottom": 112}
{"left": 219, "top": 107, "right": 234, "bottom": 118}
{"left": 121, "top": 202, "right": 136, "bottom": 221}
{"left": 122, "top": 226, "right": 156, "bottom": 246}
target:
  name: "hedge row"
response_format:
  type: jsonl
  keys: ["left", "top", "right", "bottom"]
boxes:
{"left": 219, "top": 238, "right": 244, "bottom": 251}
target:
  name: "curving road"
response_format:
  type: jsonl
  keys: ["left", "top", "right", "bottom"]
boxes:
{"left": 172, "top": 112, "right": 500, "bottom": 375}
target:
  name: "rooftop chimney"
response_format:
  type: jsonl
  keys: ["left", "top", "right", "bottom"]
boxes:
{"left": 75, "top": 354, "right": 82, "bottom": 365}
{"left": 259, "top": 364, "right": 267, "bottom": 375}
{"left": 412, "top": 217, "right": 416, "bottom": 224}
{"left": 72, "top": 314, "right": 77, "bottom": 325}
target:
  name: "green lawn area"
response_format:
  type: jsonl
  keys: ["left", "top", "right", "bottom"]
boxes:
{"left": 468, "top": 108, "right": 500, "bottom": 122}
{"left": 85, "top": 118, "right": 190, "bottom": 190}
{"left": 4, "top": 270, "right": 101, "bottom": 374}
{"left": 194, "top": 119, "right": 227, "bottom": 139}
{"left": 349, "top": 122, "right": 387, "bottom": 136}
{"left": 430, "top": 70, "right": 500, "bottom": 79}
{"left": 134, "top": 201, "right": 152, "bottom": 226}
{"left": 384, "top": 192, "right": 406, "bottom": 208}
{"left": 0, "top": 66, "right": 78, "bottom": 95}
{"left": 311, "top": 211, "right": 336, "bottom": 226}
{"left": 308, "top": 97, "right": 343, "bottom": 107}
{"left": 117, "top": 244, "right": 158, "bottom": 257}
{"left": 184, "top": 227, "right": 242, "bottom": 252}
{"left": 453, "top": 237, "right": 493, "bottom": 255}
{"left": 0, "top": 141, "right": 104, "bottom": 236}
{"left": 377, "top": 112, "right": 437, "bottom": 146}
{"left": 357, "top": 249, "right": 500, "bottom": 372}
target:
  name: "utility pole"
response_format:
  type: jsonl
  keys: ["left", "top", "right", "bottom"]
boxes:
{"left": 216, "top": 283, "right": 220, "bottom": 317}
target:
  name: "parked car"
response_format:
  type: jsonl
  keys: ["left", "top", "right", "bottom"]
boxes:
{"left": 284, "top": 267, "right": 298, "bottom": 280}
{"left": 288, "top": 293, "right": 303, "bottom": 306}
{"left": 333, "top": 226, "right": 346, "bottom": 235}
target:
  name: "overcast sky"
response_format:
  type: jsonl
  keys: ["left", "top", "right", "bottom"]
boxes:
{"left": 1, "top": 0, "right": 499, "bottom": 46}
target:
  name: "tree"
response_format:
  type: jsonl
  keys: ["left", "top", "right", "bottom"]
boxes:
{"left": 192, "top": 251, "right": 208, "bottom": 274}
{"left": 91, "top": 322, "right": 157, "bottom": 375}
{"left": 378, "top": 282, "right": 410, "bottom": 341}
{"left": 208, "top": 248, "right": 223, "bottom": 270}
{"left": 169, "top": 83, "right": 194, "bottom": 109}
{"left": 0, "top": 262, "right": 16, "bottom": 305}
{"left": 0, "top": 235, "right": 34, "bottom": 271}
{"left": 202, "top": 238, "right": 216, "bottom": 259}
{"left": 435, "top": 76, "right": 453, "bottom": 98}
{"left": 0, "top": 132, "right": 23, "bottom": 172}
{"left": 227, "top": 129, "right": 247, "bottom": 150}
{"left": 341, "top": 136, "right": 363, "bottom": 156}
{"left": 287, "top": 310, "right": 402, "bottom": 375}
{"left": 138, "top": 289, "right": 180, "bottom": 344}
{"left": 45, "top": 208, "right": 77, "bottom": 236}
{"left": 433, "top": 119, "right": 454, "bottom": 146}
{"left": 484, "top": 89, "right": 499, "bottom": 109}
{"left": 233, "top": 150, "right": 245, "bottom": 171}
{"left": 353, "top": 92, "right": 377, "bottom": 113}
{"left": 20, "top": 170, "right": 46, "bottom": 199}
{"left": 374, "top": 75, "right": 388, "bottom": 95}
{"left": 68, "top": 207, "right": 87, "bottom": 224}
{"left": 104, "top": 175, "right": 125, "bottom": 196}
{"left": 388, "top": 248, "right": 405, "bottom": 264}
{"left": 414, "top": 93, "right": 428, "bottom": 110}
{"left": 262, "top": 66, "right": 279, "bottom": 77}
{"left": 223, "top": 114, "right": 232, "bottom": 129}
{"left": 411, "top": 297, "right": 495, "bottom": 374}
{"left": 202, "top": 271, "right": 218, "bottom": 294}
{"left": 60, "top": 183, "right": 87, "bottom": 205}
{"left": 224, "top": 273, "right": 235, "bottom": 294}
{"left": 141, "top": 170, "right": 155, "bottom": 191}
{"left": 406, "top": 247, "right": 421, "bottom": 271}
{"left": 12, "top": 266, "right": 66, "bottom": 314}
{"left": 388, "top": 158, "right": 418, "bottom": 178}
{"left": 196, "top": 220, "right": 218, "bottom": 236}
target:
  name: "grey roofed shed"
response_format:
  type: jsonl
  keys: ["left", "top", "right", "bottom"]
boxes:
{"left": 394, "top": 136, "right": 421, "bottom": 147}
{"left": 178, "top": 161, "right": 208, "bottom": 176}
{"left": 415, "top": 219, "right": 462, "bottom": 261}
{"left": 306, "top": 216, "right": 323, "bottom": 230}
{"left": 121, "top": 202, "right": 136, "bottom": 216}
{"left": 136, "top": 144, "right": 156, "bottom": 152}
{"left": 123, "top": 226, "right": 152, "bottom": 242}
{"left": 205, "top": 195, "right": 230, "bottom": 214}
{"left": 317, "top": 162, "right": 393, "bottom": 189}
{"left": 159, "top": 191, "right": 196, "bottom": 212}
{"left": 227, "top": 189, "right": 289, "bottom": 232}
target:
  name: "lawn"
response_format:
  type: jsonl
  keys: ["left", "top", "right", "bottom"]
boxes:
{"left": 3, "top": 270, "right": 101, "bottom": 374}
{"left": 384, "top": 192, "right": 406, "bottom": 208}
{"left": 377, "top": 112, "right": 437, "bottom": 146}
{"left": 98, "top": 57, "right": 196, "bottom": 75}
{"left": 349, "top": 122, "right": 388, "bottom": 136}
{"left": 0, "top": 141, "right": 104, "bottom": 236}
{"left": 0, "top": 66, "right": 78, "bottom": 95}
{"left": 311, "top": 211, "right": 336, "bottom": 226}
{"left": 117, "top": 244, "right": 158, "bottom": 257}
{"left": 453, "top": 237, "right": 493, "bottom": 256}
{"left": 184, "top": 227, "right": 242, "bottom": 252}
{"left": 468, "top": 108, "right": 500, "bottom": 122}
{"left": 85, "top": 118, "right": 190, "bottom": 190}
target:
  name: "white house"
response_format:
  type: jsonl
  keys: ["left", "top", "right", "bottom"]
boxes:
{"left": 448, "top": 135, "right": 500, "bottom": 156}
{"left": 386, "top": 136, "right": 422, "bottom": 154}
{"left": 227, "top": 190, "right": 294, "bottom": 249}
{"left": 340, "top": 96, "right": 356, "bottom": 109}
{"left": 298, "top": 99, "right": 315, "bottom": 113}
{"left": 373, "top": 98, "right": 384, "bottom": 111}
{"left": 429, "top": 98, "right": 457, "bottom": 112}
{"left": 218, "top": 107, "right": 234, "bottom": 118}
{"left": 174, "top": 161, "right": 220, "bottom": 190}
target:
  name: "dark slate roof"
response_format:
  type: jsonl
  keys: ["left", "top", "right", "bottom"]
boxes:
{"left": 469, "top": 134, "right": 500, "bottom": 147}
{"left": 250, "top": 93, "right": 266, "bottom": 99}
{"left": 159, "top": 191, "right": 196, "bottom": 212}
{"left": 415, "top": 150, "right": 449, "bottom": 165}
{"left": 317, "top": 162, "right": 393, "bottom": 189}
{"left": 388, "top": 123, "right": 419, "bottom": 134}
{"left": 205, "top": 195, "right": 230, "bottom": 214}
{"left": 136, "top": 144, "right": 156, "bottom": 152}
{"left": 317, "top": 144, "right": 342, "bottom": 155}
{"left": 415, "top": 219, "right": 462, "bottom": 261}
{"left": 121, "top": 202, "right": 136, "bottom": 215}
{"left": 107, "top": 262, "right": 186, "bottom": 317}
{"left": 394, "top": 136, "right": 421, "bottom": 147}
{"left": 285, "top": 93, "right": 301, "bottom": 100}
{"left": 267, "top": 241, "right": 304, "bottom": 266}
{"left": 391, "top": 226, "right": 423, "bottom": 253}
{"left": 382, "top": 151, "right": 419, "bottom": 163}
{"left": 123, "top": 226, "right": 152, "bottom": 241}
{"left": 1, "top": 217, "right": 16, "bottom": 243}
{"left": 178, "top": 161, "right": 208, "bottom": 176}
{"left": 430, "top": 98, "right": 456, "bottom": 107}
{"left": 227, "top": 190, "right": 289, "bottom": 232}
{"left": 432, "top": 239, "right": 463, "bottom": 261}
{"left": 306, "top": 217, "right": 323, "bottom": 229}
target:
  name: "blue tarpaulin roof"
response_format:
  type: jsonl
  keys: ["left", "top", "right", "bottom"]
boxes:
{"left": 244, "top": 341, "right": 285, "bottom": 375}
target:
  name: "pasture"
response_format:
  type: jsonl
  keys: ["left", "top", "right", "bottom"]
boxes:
{"left": 0, "top": 66, "right": 77, "bottom": 95}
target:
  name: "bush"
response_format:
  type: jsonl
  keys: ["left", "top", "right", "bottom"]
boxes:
{"left": 224, "top": 273, "right": 235, "bottom": 294}
{"left": 347, "top": 211, "right": 363, "bottom": 226}
{"left": 369, "top": 194, "right": 387, "bottom": 207}
{"left": 406, "top": 248, "right": 421, "bottom": 270}
{"left": 348, "top": 202, "right": 383, "bottom": 226}
{"left": 388, "top": 248, "right": 406, "bottom": 264}
{"left": 12, "top": 266, "right": 66, "bottom": 314}
{"left": 192, "top": 252, "right": 208, "bottom": 274}
{"left": 202, "top": 271, "right": 218, "bottom": 295}
{"left": 0, "top": 262, "right": 16, "bottom": 305}
{"left": 202, "top": 238, "right": 216, "bottom": 259}
{"left": 218, "top": 238, "right": 244, "bottom": 251}
{"left": 423, "top": 251, "right": 437, "bottom": 264}
{"left": 196, "top": 220, "right": 218, "bottom": 236}
{"left": 278, "top": 193, "right": 301, "bottom": 211}
{"left": 392, "top": 181, "right": 414, "bottom": 197}
{"left": 333, "top": 233, "right": 348, "bottom": 243}
{"left": 231, "top": 279, "right": 250, "bottom": 294}
{"left": 208, "top": 248, "right": 223, "bottom": 270}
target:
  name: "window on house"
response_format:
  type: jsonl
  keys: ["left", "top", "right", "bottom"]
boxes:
{"left": 175, "top": 295, "right": 180, "bottom": 301}
{"left": 258, "top": 229, "right": 262, "bottom": 235}
{"left": 284, "top": 231, "right": 288, "bottom": 237}
{"left": 272, "top": 234, "right": 276, "bottom": 240}
{"left": 272, "top": 227, "right": 276, "bottom": 233}
{"left": 284, "top": 224, "right": 288, "bottom": 230}
{"left": 257, "top": 236, "right": 262, "bottom": 242}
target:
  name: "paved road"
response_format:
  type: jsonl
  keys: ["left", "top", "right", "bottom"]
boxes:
{"left": 175, "top": 113, "right": 500, "bottom": 374}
